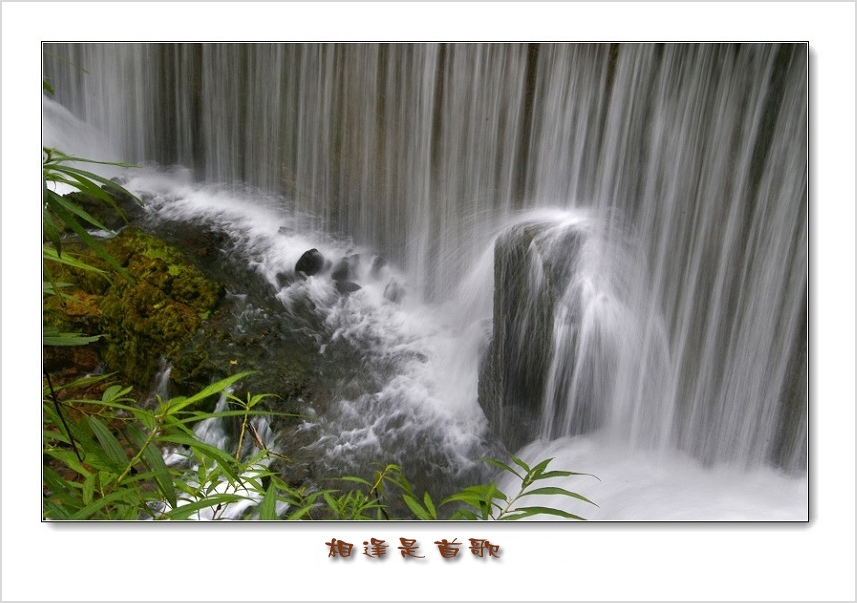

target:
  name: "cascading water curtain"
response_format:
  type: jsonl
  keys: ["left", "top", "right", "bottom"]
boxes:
{"left": 43, "top": 42, "right": 806, "bottom": 473}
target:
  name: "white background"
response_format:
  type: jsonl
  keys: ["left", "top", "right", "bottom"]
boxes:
{"left": 3, "top": 3, "right": 854, "bottom": 601}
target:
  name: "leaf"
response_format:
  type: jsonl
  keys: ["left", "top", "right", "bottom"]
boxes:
{"left": 42, "top": 206, "right": 63, "bottom": 253}
{"left": 159, "top": 493, "right": 249, "bottom": 520}
{"left": 127, "top": 424, "right": 177, "bottom": 509}
{"left": 500, "top": 506, "right": 587, "bottom": 521}
{"left": 481, "top": 457, "right": 524, "bottom": 480}
{"left": 45, "top": 372, "right": 112, "bottom": 394}
{"left": 423, "top": 491, "right": 437, "bottom": 520}
{"left": 529, "top": 458, "right": 553, "bottom": 478}
{"left": 520, "top": 486, "right": 598, "bottom": 507}
{"left": 46, "top": 189, "right": 115, "bottom": 233}
{"left": 321, "top": 490, "right": 340, "bottom": 516}
{"left": 156, "top": 434, "right": 242, "bottom": 484}
{"left": 164, "top": 371, "right": 256, "bottom": 415}
{"left": 286, "top": 504, "right": 316, "bottom": 521}
{"left": 102, "top": 385, "right": 122, "bottom": 402}
{"left": 512, "top": 456, "right": 532, "bottom": 474}
{"left": 440, "top": 491, "right": 489, "bottom": 509}
{"left": 532, "top": 469, "right": 601, "bottom": 482}
{"left": 449, "top": 508, "right": 479, "bottom": 520}
{"left": 49, "top": 200, "right": 133, "bottom": 281}
{"left": 43, "top": 500, "right": 72, "bottom": 520}
{"left": 257, "top": 482, "right": 279, "bottom": 520}
{"left": 88, "top": 416, "right": 129, "bottom": 468}
{"left": 69, "top": 489, "right": 140, "bottom": 520}
{"left": 338, "top": 475, "right": 373, "bottom": 488}
{"left": 43, "top": 325, "right": 102, "bottom": 346}
{"left": 82, "top": 473, "right": 97, "bottom": 505}
{"left": 402, "top": 494, "right": 432, "bottom": 520}
{"left": 45, "top": 148, "right": 137, "bottom": 169}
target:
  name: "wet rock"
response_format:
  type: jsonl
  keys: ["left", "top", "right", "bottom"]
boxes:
{"left": 275, "top": 271, "right": 296, "bottom": 289}
{"left": 295, "top": 248, "right": 324, "bottom": 276}
{"left": 477, "top": 220, "right": 589, "bottom": 452}
{"left": 370, "top": 255, "right": 387, "bottom": 279}
{"left": 335, "top": 281, "right": 362, "bottom": 295}
{"left": 384, "top": 279, "right": 405, "bottom": 303}
{"left": 331, "top": 254, "right": 360, "bottom": 282}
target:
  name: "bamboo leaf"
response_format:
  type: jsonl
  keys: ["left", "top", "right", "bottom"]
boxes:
{"left": 69, "top": 489, "right": 140, "bottom": 520}
{"left": 529, "top": 458, "right": 553, "bottom": 478}
{"left": 159, "top": 493, "right": 248, "bottom": 520}
{"left": 102, "top": 385, "right": 122, "bottom": 402}
{"left": 321, "top": 490, "right": 339, "bottom": 516}
{"left": 43, "top": 205, "right": 63, "bottom": 253}
{"left": 42, "top": 244, "right": 108, "bottom": 274}
{"left": 423, "top": 491, "right": 437, "bottom": 520}
{"left": 440, "top": 492, "right": 488, "bottom": 508}
{"left": 520, "top": 486, "right": 599, "bottom": 507}
{"left": 45, "top": 372, "right": 113, "bottom": 394}
{"left": 501, "top": 506, "right": 587, "bottom": 521}
{"left": 50, "top": 201, "right": 133, "bottom": 281}
{"left": 88, "top": 416, "right": 129, "bottom": 468}
{"left": 449, "top": 508, "right": 479, "bottom": 520}
{"left": 48, "top": 170, "right": 129, "bottom": 218}
{"left": 43, "top": 326, "right": 102, "bottom": 346}
{"left": 532, "top": 469, "right": 601, "bottom": 482}
{"left": 155, "top": 434, "right": 241, "bottom": 483}
{"left": 402, "top": 494, "right": 431, "bottom": 520}
{"left": 128, "top": 424, "right": 177, "bottom": 509}
{"left": 164, "top": 371, "right": 256, "bottom": 415}
{"left": 286, "top": 504, "right": 316, "bottom": 520}
{"left": 43, "top": 500, "right": 72, "bottom": 520}
{"left": 46, "top": 190, "right": 115, "bottom": 233}
{"left": 258, "top": 482, "right": 279, "bottom": 520}
{"left": 45, "top": 148, "right": 137, "bottom": 169}
{"left": 481, "top": 457, "right": 524, "bottom": 480}
{"left": 338, "top": 475, "right": 373, "bottom": 488}
{"left": 512, "top": 456, "right": 532, "bottom": 474}
{"left": 82, "top": 472, "right": 97, "bottom": 505}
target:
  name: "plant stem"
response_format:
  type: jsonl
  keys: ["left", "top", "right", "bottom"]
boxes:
{"left": 44, "top": 370, "right": 82, "bottom": 462}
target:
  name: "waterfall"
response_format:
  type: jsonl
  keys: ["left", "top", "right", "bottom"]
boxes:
{"left": 42, "top": 43, "right": 807, "bottom": 518}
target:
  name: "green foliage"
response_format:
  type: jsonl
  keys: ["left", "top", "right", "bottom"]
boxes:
{"left": 42, "top": 147, "right": 140, "bottom": 281}
{"left": 42, "top": 146, "right": 142, "bottom": 347}
{"left": 442, "top": 456, "right": 598, "bottom": 520}
{"left": 42, "top": 371, "right": 296, "bottom": 520}
{"left": 307, "top": 455, "right": 597, "bottom": 520}
{"left": 283, "top": 456, "right": 597, "bottom": 521}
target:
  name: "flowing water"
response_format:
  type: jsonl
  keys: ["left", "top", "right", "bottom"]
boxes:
{"left": 42, "top": 43, "right": 807, "bottom": 520}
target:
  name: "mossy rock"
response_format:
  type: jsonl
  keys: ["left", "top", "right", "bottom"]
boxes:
{"left": 44, "top": 227, "right": 223, "bottom": 390}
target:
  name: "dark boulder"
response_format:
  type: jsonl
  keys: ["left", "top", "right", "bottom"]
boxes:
{"left": 384, "top": 279, "right": 405, "bottom": 303}
{"left": 331, "top": 254, "right": 361, "bottom": 282}
{"left": 477, "top": 220, "right": 593, "bottom": 452}
{"left": 295, "top": 248, "right": 325, "bottom": 276}
{"left": 275, "top": 271, "right": 296, "bottom": 289}
{"left": 335, "top": 281, "right": 362, "bottom": 295}
{"left": 370, "top": 255, "right": 387, "bottom": 279}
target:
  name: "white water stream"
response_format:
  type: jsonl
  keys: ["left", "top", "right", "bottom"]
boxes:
{"left": 42, "top": 43, "right": 808, "bottom": 520}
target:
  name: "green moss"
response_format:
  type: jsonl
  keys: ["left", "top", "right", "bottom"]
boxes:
{"left": 45, "top": 227, "right": 223, "bottom": 389}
